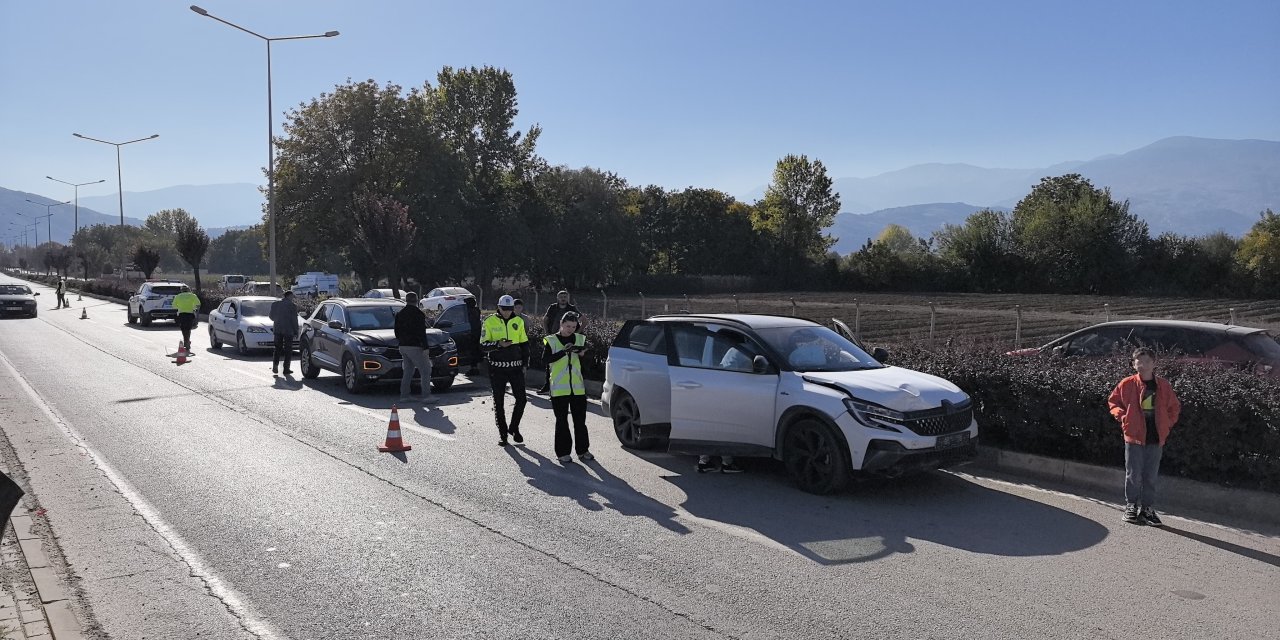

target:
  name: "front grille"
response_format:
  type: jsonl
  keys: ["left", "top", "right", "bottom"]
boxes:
{"left": 384, "top": 348, "right": 402, "bottom": 360}
{"left": 899, "top": 403, "right": 973, "bottom": 437}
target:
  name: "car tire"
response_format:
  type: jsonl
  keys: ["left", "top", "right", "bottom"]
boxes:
{"left": 783, "top": 418, "right": 851, "bottom": 495}
{"left": 436, "top": 304, "right": 443, "bottom": 312}
{"left": 300, "top": 343, "right": 320, "bottom": 379}
{"left": 139, "top": 310, "right": 152, "bottom": 327}
{"left": 236, "top": 332, "right": 250, "bottom": 356}
{"left": 342, "top": 355, "right": 364, "bottom": 394}
{"left": 127, "top": 306, "right": 137, "bottom": 324}
{"left": 611, "top": 391, "right": 661, "bottom": 450}
{"left": 209, "top": 326, "right": 222, "bottom": 349}
{"left": 431, "top": 375, "right": 455, "bottom": 393}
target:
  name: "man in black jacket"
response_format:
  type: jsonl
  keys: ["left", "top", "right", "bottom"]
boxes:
{"left": 394, "top": 292, "right": 437, "bottom": 403}
{"left": 538, "top": 290, "right": 578, "bottom": 394}
{"left": 269, "top": 291, "right": 300, "bottom": 376}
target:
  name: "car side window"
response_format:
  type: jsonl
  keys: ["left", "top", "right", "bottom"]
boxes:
{"left": 709, "top": 329, "right": 761, "bottom": 372}
{"left": 313, "top": 304, "right": 329, "bottom": 322}
{"left": 670, "top": 324, "right": 754, "bottom": 371}
{"left": 439, "top": 305, "right": 465, "bottom": 328}
{"left": 228, "top": 302, "right": 238, "bottom": 316}
{"left": 627, "top": 323, "right": 667, "bottom": 355}
{"left": 329, "top": 306, "right": 346, "bottom": 327}
{"left": 429, "top": 289, "right": 441, "bottom": 298}
{"left": 218, "top": 301, "right": 232, "bottom": 314}
{"left": 1068, "top": 327, "right": 1131, "bottom": 356}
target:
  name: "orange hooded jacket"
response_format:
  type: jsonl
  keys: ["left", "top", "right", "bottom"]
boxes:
{"left": 1107, "top": 374, "right": 1181, "bottom": 445}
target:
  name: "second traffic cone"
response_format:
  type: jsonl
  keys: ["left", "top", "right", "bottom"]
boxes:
{"left": 377, "top": 405, "right": 412, "bottom": 452}
{"left": 79, "top": 307, "right": 88, "bottom": 319}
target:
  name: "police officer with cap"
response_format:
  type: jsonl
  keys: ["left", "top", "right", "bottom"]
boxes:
{"left": 480, "top": 295, "right": 529, "bottom": 446}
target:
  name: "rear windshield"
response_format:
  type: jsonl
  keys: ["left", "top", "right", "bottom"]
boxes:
{"left": 225, "top": 276, "right": 246, "bottom": 284}
{"left": 152, "top": 286, "right": 184, "bottom": 295}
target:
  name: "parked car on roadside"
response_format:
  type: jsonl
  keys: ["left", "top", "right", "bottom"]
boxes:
{"left": 218, "top": 274, "right": 247, "bottom": 292}
{"left": 292, "top": 272, "right": 339, "bottom": 298}
{"left": 207, "top": 296, "right": 303, "bottom": 355}
{"left": 0, "top": 284, "right": 39, "bottom": 318}
{"left": 362, "top": 288, "right": 399, "bottom": 299}
{"left": 298, "top": 298, "right": 459, "bottom": 394}
{"left": 430, "top": 300, "right": 479, "bottom": 367}
{"left": 239, "top": 281, "right": 285, "bottom": 297}
{"left": 127, "top": 281, "right": 189, "bottom": 326}
{"left": 1007, "top": 319, "right": 1280, "bottom": 377}
{"left": 603, "top": 314, "right": 978, "bottom": 494}
{"left": 421, "top": 287, "right": 474, "bottom": 311}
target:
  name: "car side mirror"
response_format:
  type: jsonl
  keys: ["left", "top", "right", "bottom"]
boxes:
{"left": 327, "top": 320, "right": 344, "bottom": 331}
{"left": 752, "top": 355, "right": 770, "bottom": 374}
{"left": 871, "top": 347, "right": 889, "bottom": 363}
{"left": 434, "top": 320, "right": 454, "bottom": 329}
{"left": 33, "top": 292, "right": 40, "bottom": 296}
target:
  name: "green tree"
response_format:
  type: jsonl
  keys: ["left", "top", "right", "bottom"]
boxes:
{"left": 76, "top": 245, "right": 108, "bottom": 281}
{"left": 206, "top": 226, "right": 268, "bottom": 276}
{"left": 174, "top": 217, "right": 210, "bottom": 293}
{"left": 142, "top": 209, "right": 189, "bottom": 271}
{"left": 875, "top": 224, "right": 926, "bottom": 255}
{"left": 1236, "top": 209, "right": 1280, "bottom": 296}
{"left": 133, "top": 244, "right": 162, "bottom": 280}
{"left": 751, "top": 155, "right": 841, "bottom": 282}
{"left": 934, "top": 209, "right": 1021, "bottom": 291}
{"left": 1010, "top": 174, "right": 1149, "bottom": 293}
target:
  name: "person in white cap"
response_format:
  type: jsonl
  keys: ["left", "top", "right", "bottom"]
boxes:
{"left": 480, "top": 294, "right": 529, "bottom": 446}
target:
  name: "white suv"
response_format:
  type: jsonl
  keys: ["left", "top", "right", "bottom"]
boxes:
{"left": 127, "top": 281, "right": 189, "bottom": 326}
{"left": 602, "top": 314, "right": 978, "bottom": 494}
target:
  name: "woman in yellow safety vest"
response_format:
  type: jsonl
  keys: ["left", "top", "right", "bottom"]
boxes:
{"left": 542, "top": 311, "right": 592, "bottom": 463}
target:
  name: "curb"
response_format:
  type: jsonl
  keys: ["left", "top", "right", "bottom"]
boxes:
{"left": 971, "top": 446, "right": 1280, "bottom": 527}
{"left": 9, "top": 515, "right": 86, "bottom": 640}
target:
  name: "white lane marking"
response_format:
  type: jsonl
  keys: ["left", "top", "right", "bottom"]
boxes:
{"left": 335, "top": 402, "right": 456, "bottom": 441}
{"left": 0, "top": 350, "right": 287, "bottom": 640}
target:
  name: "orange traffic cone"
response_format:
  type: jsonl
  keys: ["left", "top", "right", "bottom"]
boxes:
{"left": 377, "top": 405, "right": 412, "bottom": 452}
{"left": 175, "top": 341, "right": 189, "bottom": 365}
{"left": 79, "top": 307, "right": 88, "bottom": 319}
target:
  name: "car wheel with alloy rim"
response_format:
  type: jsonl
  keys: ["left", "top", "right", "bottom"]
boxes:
{"left": 342, "top": 355, "right": 364, "bottom": 393}
{"left": 300, "top": 343, "right": 320, "bottom": 379}
{"left": 236, "top": 332, "right": 250, "bottom": 355}
{"left": 611, "top": 391, "right": 661, "bottom": 449}
{"left": 783, "top": 418, "right": 851, "bottom": 495}
{"left": 209, "top": 326, "right": 222, "bottom": 349}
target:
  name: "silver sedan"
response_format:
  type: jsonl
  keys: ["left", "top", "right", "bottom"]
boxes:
{"left": 208, "top": 296, "right": 302, "bottom": 355}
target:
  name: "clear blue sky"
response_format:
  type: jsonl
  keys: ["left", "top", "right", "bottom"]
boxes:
{"left": 3, "top": 0, "right": 1278, "bottom": 202}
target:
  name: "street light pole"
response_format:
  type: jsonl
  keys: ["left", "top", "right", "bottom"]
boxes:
{"left": 72, "top": 134, "right": 159, "bottom": 228}
{"left": 190, "top": 5, "right": 339, "bottom": 291}
{"left": 47, "top": 176, "right": 105, "bottom": 238}
{"left": 22, "top": 201, "right": 67, "bottom": 245}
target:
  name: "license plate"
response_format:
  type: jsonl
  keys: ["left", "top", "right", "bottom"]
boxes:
{"left": 936, "top": 432, "right": 970, "bottom": 450}
{"left": 6, "top": 306, "right": 21, "bottom": 310}
{"left": 163, "top": 298, "right": 174, "bottom": 308}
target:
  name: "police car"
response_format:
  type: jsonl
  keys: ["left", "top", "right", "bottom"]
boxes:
{"left": 127, "top": 281, "right": 190, "bottom": 326}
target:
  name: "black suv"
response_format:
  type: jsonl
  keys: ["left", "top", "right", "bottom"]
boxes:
{"left": 298, "top": 298, "right": 459, "bottom": 393}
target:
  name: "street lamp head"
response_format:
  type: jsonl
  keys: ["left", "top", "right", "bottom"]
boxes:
{"left": 325, "top": 31, "right": 340, "bottom": 37}
{"left": 72, "top": 133, "right": 84, "bottom": 138}
{"left": 148, "top": 134, "right": 160, "bottom": 139}
{"left": 190, "top": 5, "right": 209, "bottom": 16}
{"left": 93, "top": 179, "right": 106, "bottom": 184}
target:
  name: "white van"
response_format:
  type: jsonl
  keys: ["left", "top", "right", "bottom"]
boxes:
{"left": 292, "top": 272, "right": 340, "bottom": 298}
{"left": 219, "top": 274, "right": 247, "bottom": 291}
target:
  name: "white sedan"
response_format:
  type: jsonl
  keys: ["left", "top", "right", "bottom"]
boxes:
{"left": 207, "top": 296, "right": 302, "bottom": 355}
{"left": 421, "top": 286, "right": 474, "bottom": 311}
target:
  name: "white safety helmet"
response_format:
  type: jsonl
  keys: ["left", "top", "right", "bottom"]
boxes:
{"left": 497, "top": 295, "right": 515, "bottom": 308}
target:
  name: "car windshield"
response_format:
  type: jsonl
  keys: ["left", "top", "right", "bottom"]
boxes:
{"left": 1240, "top": 333, "right": 1280, "bottom": 360}
{"left": 239, "top": 301, "right": 273, "bottom": 317}
{"left": 346, "top": 305, "right": 400, "bottom": 331}
{"left": 0, "top": 285, "right": 32, "bottom": 295}
{"left": 152, "top": 285, "right": 184, "bottom": 295}
{"left": 755, "top": 326, "right": 883, "bottom": 372}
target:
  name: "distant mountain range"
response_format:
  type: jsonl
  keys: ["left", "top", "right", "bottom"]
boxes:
{"left": 751, "top": 137, "right": 1280, "bottom": 252}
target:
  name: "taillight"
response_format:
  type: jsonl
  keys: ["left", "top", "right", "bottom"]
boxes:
{"left": 444, "top": 296, "right": 456, "bottom": 300}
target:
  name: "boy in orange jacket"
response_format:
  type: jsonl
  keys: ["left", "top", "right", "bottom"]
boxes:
{"left": 1107, "top": 347, "right": 1181, "bottom": 526}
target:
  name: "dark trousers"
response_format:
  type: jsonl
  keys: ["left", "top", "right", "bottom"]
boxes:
{"left": 552, "top": 394, "right": 589, "bottom": 457}
{"left": 273, "top": 333, "right": 294, "bottom": 371}
{"left": 1124, "top": 443, "right": 1163, "bottom": 508}
{"left": 489, "top": 365, "right": 527, "bottom": 438}
{"left": 177, "top": 313, "right": 195, "bottom": 348}
{"left": 56, "top": 292, "right": 66, "bottom": 308}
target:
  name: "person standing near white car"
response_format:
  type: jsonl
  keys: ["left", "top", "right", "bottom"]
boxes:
{"left": 269, "top": 291, "right": 299, "bottom": 376}
{"left": 394, "top": 292, "right": 438, "bottom": 404}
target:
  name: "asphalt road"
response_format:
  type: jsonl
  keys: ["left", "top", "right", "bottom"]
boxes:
{"left": 1, "top": 274, "right": 1277, "bottom": 640}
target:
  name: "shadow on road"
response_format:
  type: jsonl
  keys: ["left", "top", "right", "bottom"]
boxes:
{"left": 505, "top": 446, "right": 691, "bottom": 534}
{"left": 644, "top": 455, "right": 1108, "bottom": 564}
{"left": 1159, "top": 525, "right": 1280, "bottom": 569}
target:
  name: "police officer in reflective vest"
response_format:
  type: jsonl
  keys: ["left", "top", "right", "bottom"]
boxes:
{"left": 480, "top": 295, "right": 529, "bottom": 446}
{"left": 173, "top": 287, "right": 201, "bottom": 354}
{"left": 543, "top": 311, "right": 592, "bottom": 463}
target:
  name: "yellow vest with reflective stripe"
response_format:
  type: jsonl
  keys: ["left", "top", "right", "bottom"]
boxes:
{"left": 173, "top": 291, "right": 200, "bottom": 314}
{"left": 546, "top": 333, "right": 586, "bottom": 397}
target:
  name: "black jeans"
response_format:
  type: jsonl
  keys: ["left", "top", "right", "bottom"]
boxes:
{"left": 56, "top": 291, "right": 66, "bottom": 308}
{"left": 177, "top": 313, "right": 195, "bottom": 347}
{"left": 489, "top": 365, "right": 527, "bottom": 439}
{"left": 551, "top": 394, "right": 589, "bottom": 457}
{"left": 273, "top": 333, "right": 294, "bottom": 371}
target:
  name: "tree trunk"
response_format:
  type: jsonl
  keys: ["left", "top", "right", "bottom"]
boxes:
{"left": 192, "top": 267, "right": 202, "bottom": 294}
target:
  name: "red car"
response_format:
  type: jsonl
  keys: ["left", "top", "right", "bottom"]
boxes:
{"left": 1008, "top": 320, "right": 1279, "bottom": 377}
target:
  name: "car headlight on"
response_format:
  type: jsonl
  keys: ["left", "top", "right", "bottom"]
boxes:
{"left": 843, "top": 398, "right": 905, "bottom": 432}
{"left": 247, "top": 326, "right": 269, "bottom": 333}
{"left": 359, "top": 345, "right": 387, "bottom": 355}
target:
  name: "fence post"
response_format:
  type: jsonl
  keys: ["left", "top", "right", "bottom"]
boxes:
{"left": 639, "top": 291, "right": 646, "bottom": 319}
{"left": 683, "top": 293, "right": 690, "bottom": 313}
{"left": 599, "top": 288, "right": 608, "bottom": 323}
{"left": 929, "top": 302, "right": 936, "bottom": 346}
{"left": 733, "top": 294, "right": 740, "bottom": 313}
{"left": 854, "top": 298, "right": 861, "bottom": 340}
{"left": 1015, "top": 304, "right": 1022, "bottom": 349}
{"left": 1229, "top": 307, "right": 1237, "bottom": 325}
{"left": 790, "top": 297, "right": 797, "bottom": 316}
{"left": 534, "top": 289, "right": 540, "bottom": 320}
{"left": 664, "top": 303, "right": 669, "bottom": 314}
{"left": 477, "top": 285, "right": 485, "bottom": 310}
{"left": 1104, "top": 302, "right": 1110, "bottom": 322}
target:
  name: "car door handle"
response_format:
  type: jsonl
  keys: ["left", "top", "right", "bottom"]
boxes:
{"left": 622, "top": 364, "right": 642, "bottom": 372}
{"left": 675, "top": 381, "right": 702, "bottom": 389}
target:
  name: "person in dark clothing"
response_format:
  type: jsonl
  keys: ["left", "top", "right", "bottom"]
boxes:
{"left": 538, "top": 290, "right": 579, "bottom": 394}
{"left": 393, "top": 292, "right": 437, "bottom": 403}
{"left": 465, "top": 296, "right": 482, "bottom": 375}
{"left": 481, "top": 295, "right": 529, "bottom": 446}
{"left": 543, "top": 311, "right": 592, "bottom": 463}
{"left": 55, "top": 279, "right": 66, "bottom": 309}
{"left": 269, "top": 291, "right": 300, "bottom": 376}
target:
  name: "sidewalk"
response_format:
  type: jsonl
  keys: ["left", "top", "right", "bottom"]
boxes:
{"left": 0, "top": 473, "right": 85, "bottom": 640}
